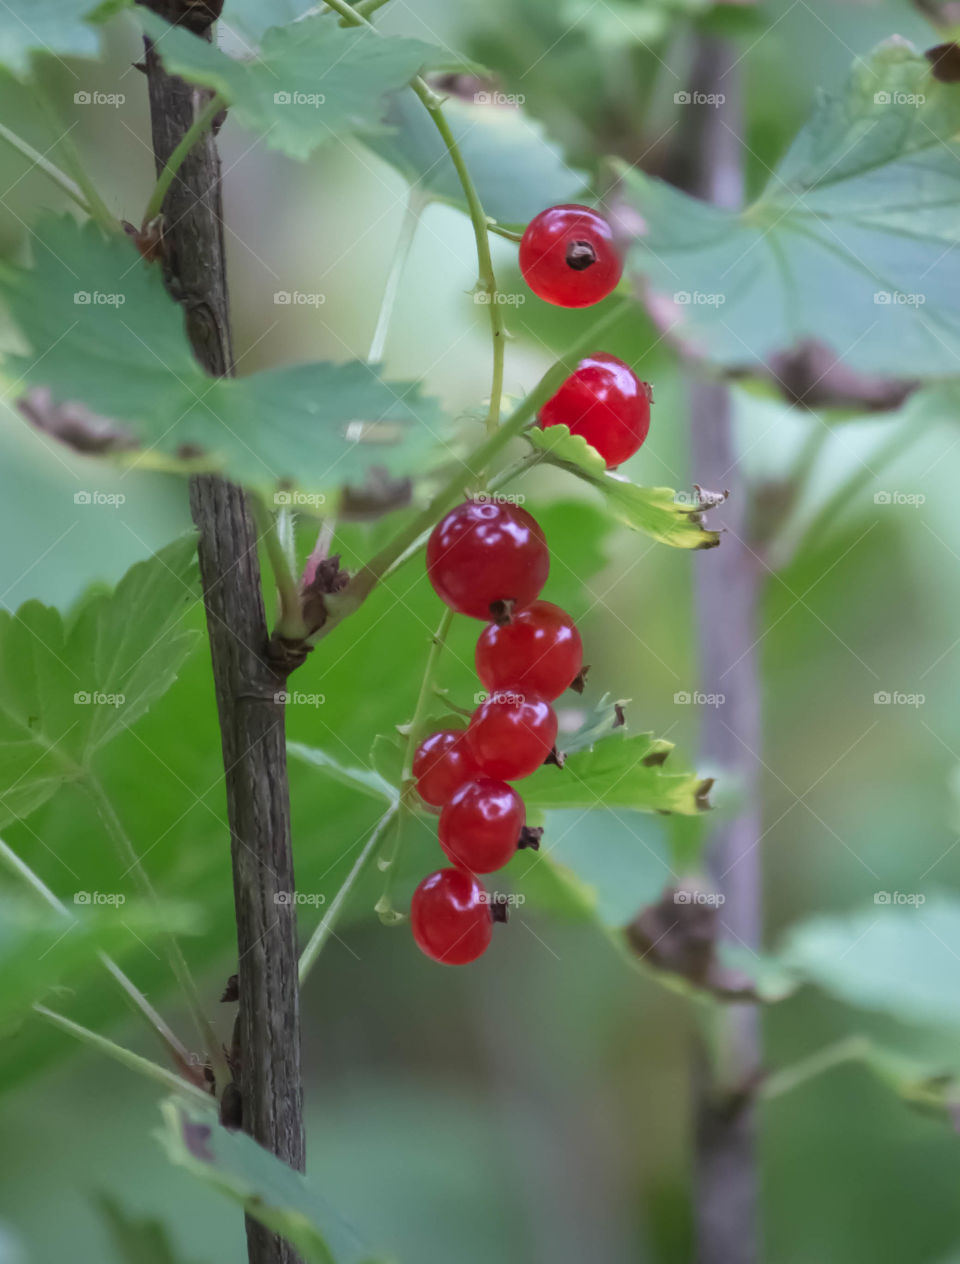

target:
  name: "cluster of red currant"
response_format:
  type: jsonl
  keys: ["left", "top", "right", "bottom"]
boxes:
{"left": 408, "top": 204, "right": 654, "bottom": 965}
{"left": 410, "top": 499, "right": 582, "bottom": 965}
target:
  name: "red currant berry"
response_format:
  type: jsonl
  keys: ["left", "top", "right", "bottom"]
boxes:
{"left": 412, "top": 730, "right": 478, "bottom": 808}
{"left": 426, "top": 500, "right": 549, "bottom": 621}
{"left": 411, "top": 868, "right": 493, "bottom": 965}
{"left": 519, "top": 205, "right": 623, "bottom": 308}
{"left": 466, "top": 693, "right": 558, "bottom": 781}
{"left": 538, "top": 354, "right": 652, "bottom": 468}
{"left": 439, "top": 778, "right": 524, "bottom": 873}
{"left": 476, "top": 601, "right": 583, "bottom": 702}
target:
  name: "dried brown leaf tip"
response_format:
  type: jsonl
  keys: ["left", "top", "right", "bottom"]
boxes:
{"left": 926, "top": 42, "right": 960, "bottom": 82}
{"left": 626, "top": 884, "right": 755, "bottom": 999}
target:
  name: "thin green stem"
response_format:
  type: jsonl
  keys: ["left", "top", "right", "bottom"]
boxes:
{"left": 0, "top": 122, "right": 91, "bottom": 212}
{"left": 367, "top": 189, "right": 425, "bottom": 364}
{"left": 315, "top": 297, "right": 629, "bottom": 640}
{"left": 486, "top": 220, "right": 523, "bottom": 243}
{"left": 0, "top": 834, "right": 192, "bottom": 1068}
{"left": 143, "top": 93, "right": 225, "bottom": 224}
{"left": 298, "top": 801, "right": 400, "bottom": 983}
{"left": 349, "top": 0, "right": 393, "bottom": 18}
{"left": 33, "top": 1004, "right": 212, "bottom": 1107}
{"left": 760, "top": 1035, "right": 871, "bottom": 1101}
{"left": 83, "top": 777, "right": 231, "bottom": 1090}
{"left": 35, "top": 86, "right": 115, "bottom": 233}
{"left": 375, "top": 608, "right": 455, "bottom": 925}
{"left": 250, "top": 493, "right": 309, "bottom": 640}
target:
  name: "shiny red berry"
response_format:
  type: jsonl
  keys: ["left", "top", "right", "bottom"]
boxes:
{"left": 411, "top": 868, "right": 493, "bottom": 965}
{"left": 439, "top": 778, "right": 524, "bottom": 873}
{"left": 466, "top": 693, "right": 558, "bottom": 781}
{"left": 538, "top": 354, "right": 652, "bottom": 468}
{"left": 519, "top": 205, "right": 623, "bottom": 308}
{"left": 426, "top": 500, "right": 549, "bottom": 620}
{"left": 476, "top": 601, "right": 583, "bottom": 702}
{"left": 412, "top": 730, "right": 478, "bottom": 808}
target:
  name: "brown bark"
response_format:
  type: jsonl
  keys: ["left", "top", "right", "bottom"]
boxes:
{"left": 140, "top": 6, "right": 305, "bottom": 1262}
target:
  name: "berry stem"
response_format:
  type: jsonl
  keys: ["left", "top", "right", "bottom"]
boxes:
{"left": 486, "top": 219, "right": 524, "bottom": 243}
{"left": 0, "top": 121, "right": 91, "bottom": 214}
{"left": 316, "top": 298, "right": 629, "bottom": 640}
{"left": 298, "top": 800, "right": 400, "bottom": 984}
{"left": 143, "top": 92, "right": 225, "bottom": 225}
{"left": 367, "top": 187, "right": 426, "bottom": 364}
{"left": 0, "top": 834, "right": 194, "bottom": 1073}
{"left": 32, "top": 1004, "right": 212, "bottom": 1107}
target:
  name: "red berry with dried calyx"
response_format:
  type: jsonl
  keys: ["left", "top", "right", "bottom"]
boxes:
{"left": 466, "top": 693, "right": 558, "bottom": 781}
{"left": 426, "top": 499, "right": 549, "bottom": 621}
{"left": 411, "top": 867, "right": 496, "bottom": 965}
{"left": 538, "top": 353, "right": 652, "bottom": 468}
{"left": 439, "top": 778, "right": 525, "bottom": 873}
{"left": 413, "top": 729, "right": 478, "bottom": 808}
{"left": 519, "top": 205, "right": 623, "bottom": 308}
{"left": 476, "top": 600, "right": 583, "bottom": 702}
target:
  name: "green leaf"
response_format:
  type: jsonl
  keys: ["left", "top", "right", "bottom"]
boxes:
{"left": 0, "top": 0, "right": 118, "bottom": 77}
{"left": 0, "top": 216, "right": 447, "bottom": 493}
{"left": 0, "top": 536, "right": 198, "bottom": 827}
{"left": 362, "top": 92, "right": 586, "bottom": 226}
{"left": 528, "top": 425, "right": 722, "bottom": 549}
{"left": 522, "top": 700, "right": 711, "bottom": 816}
{"left": 774, "top": 895, "right": 960, "bottom": 1029}
{"left": 287, "top": 744, "right": 398, "bottom": 804}
{"left": 0, "top": 896, "right": 196, "bottom": 1028}
{"left": 140, "top": 13, "right": 441, "bottom": 161}
{"left": 220, "top": 0, "right": 317, "bottom": 45}
{"left": 157, "top": 1099, "right": 393, "bottom": 1264}
{"left": 620, "top": 40, "right": 960, "bottom": 377}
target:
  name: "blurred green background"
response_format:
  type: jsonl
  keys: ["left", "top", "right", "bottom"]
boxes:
{"left": 2, "top": 0, "right": 960, "bottom": 1261}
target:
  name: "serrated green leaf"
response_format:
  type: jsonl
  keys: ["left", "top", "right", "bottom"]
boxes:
{"left": 362, "top": 92, "right": 586, "bottom": 226}
{"left": 774, "top": 895, "right": 960, "bottom": 1030}
{"left": 288, "top": 743, "right": 397, "bottom": 803}
{"left": 620, "top": 40, "right": 960, "bottom": 377}
{"left": 524, "top": 727, "right": 711, "bottom": 816}
{"left": 0, "top": 216, "right": 446, "bottom": 493}
{"left": 0, "top": 0, "right": 119, "bottom": 77}
{"left": 0, "top": 896, "right": 196, "bottom": 1028}
{"left": 528, "top": 424, "right": 721, "bottom": 549}
{"left": 140, "top": 13, "right": 441, "bottom": 161}
{"left": 0, "top": 536, "right": 198, "bottom": 827}
{"left": 157, "top": 1099, "right": 393, "bottom": 1264}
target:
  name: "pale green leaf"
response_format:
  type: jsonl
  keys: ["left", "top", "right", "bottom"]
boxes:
{"left": 0, "top": 0, "right": 119, "bottom": 76}
{"left": 0, "top": 216, "right": 447, "bottom": 493}
{"left": 528, "top": 424, "right": 721, "bottom": 549}
{"left": 287, "top": 743, "right": 398, "bottom": 803}
{"left": 621, "top": 40, "right": 960, "bottom": 376}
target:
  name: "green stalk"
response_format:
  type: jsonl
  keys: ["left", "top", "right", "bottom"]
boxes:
{"left": 33, "top": 1004, "right": 212, "bottom": 1107}
{"left": 0, "top": 122, "right": 91, "bottom": 212}
{"left": 35, "top": 86, "right": 116, "bottom": 233}
{"left": 367, "top": 189, "right": 425, "bottom": 364}
{"left": 298, "top": 802, "right": 400, "bottom": 983}
{"left": 0, "top": 835, "right": 192, "bottom": 1067}
{"left": 83, "top": 777, "right": 231, "bottom": 1091}
{"left": 250, "top": 493, "right": 309, "bottom": 640}
{"left": 143, "top": 93, "right": 225, "bottom": 224}
{"left": 316, "top": 298, "right": 629, "bottom": 640}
